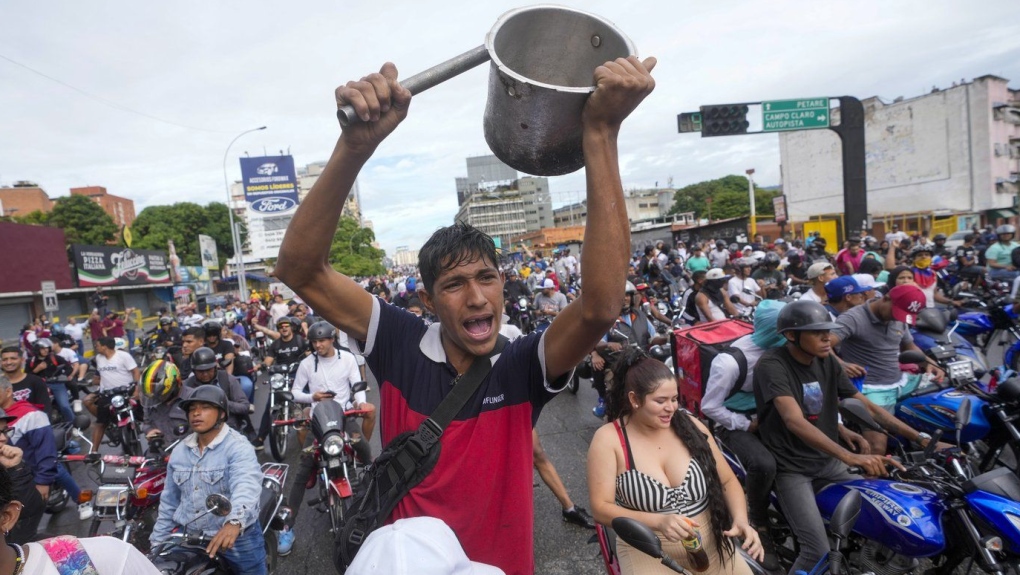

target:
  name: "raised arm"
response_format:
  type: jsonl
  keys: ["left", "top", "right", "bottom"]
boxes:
{"left": 543, "top": 56, "right": 656, "bottom": 379}
{"left": 275, "top": 63, "right": 412, "bottom": 341}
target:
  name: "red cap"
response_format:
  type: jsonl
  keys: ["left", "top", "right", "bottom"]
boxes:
{"left": 888, "top": 284, "right": 926, "bottom": 325}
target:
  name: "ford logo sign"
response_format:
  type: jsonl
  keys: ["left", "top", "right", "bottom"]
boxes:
{"left": 251, "top": 197, "right": 297, "bottom": 213}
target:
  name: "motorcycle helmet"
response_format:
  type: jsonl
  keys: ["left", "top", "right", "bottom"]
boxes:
{"left": 996, "top": 224, "right": 1016, "bottom": 236}
{"left": 202, "top": 320, "right": 223, "bottom": 338}
{"left": 910, "top": 244, "right": 933, "bottom": 257}
{"left": 763, "top": 252, "right": 781, "bottom": 267}
{"left": 728, "top": 243, "right": 739, "bottom": 252}
{"left": 933, "top": 233, "right": 947, "bottom": 242}
{"left": 140, "top": 359, "right": 182, "bottom": 407}
{"left": 307, "top": 321, "right": 337, "bottom": 341}
{"left": 776, "top": 300, "right": 840, "bottom": 334}
{"left": 191, "top": 346, "right": 218, "bottom": 371}
{"left": 114, "top": 337, "right": 127, "bottom": 351}
{"left": 276, "top": 316, "right": 299, "bottom": 330}
{"left": 33, "top": 338, "right": 53, "bottom": 352}
{"left": 716, "top": 240, "right": 726, "bottom": 249}
{"left": 624, "top": 281, "right": 637, "bottom": 295}
{"left": 158, "top": 316, "right": 173, "bottom": 327}
{"left": 178, "top": 384, "right": 228, "bottom": 421}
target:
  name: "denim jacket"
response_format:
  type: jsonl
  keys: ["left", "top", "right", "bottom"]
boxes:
{"left": 150, "top": 425, "right": 262, "bottom": 545}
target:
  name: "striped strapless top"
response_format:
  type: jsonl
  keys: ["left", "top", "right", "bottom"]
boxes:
{"left": 613, "top": 419, "right": 709, "bottom": 517}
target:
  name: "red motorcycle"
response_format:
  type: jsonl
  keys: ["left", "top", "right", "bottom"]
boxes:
{"left": 98, "top": 384, "right": 144, "bottom": 457}
{"left": 63, "top": 432, "right": 177, "bottom": 552}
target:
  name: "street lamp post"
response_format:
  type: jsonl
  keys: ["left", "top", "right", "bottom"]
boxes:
{"left": 746, "top": 168, "right": 757, "bottom": 238}
{"left": 222, "top": 126, "right": 266, "bottom": 302}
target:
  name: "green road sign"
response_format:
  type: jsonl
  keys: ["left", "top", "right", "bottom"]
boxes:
{"left": 762, "top": 98, "right": 830, "bottom": 132}
{"left": 677, "top": 112, "right": 702, "bottom": 133}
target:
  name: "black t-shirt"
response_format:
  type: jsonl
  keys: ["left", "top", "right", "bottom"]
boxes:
{"left": 267, "top": 335, "right": 307, "bottom": 366}
{"left": 209, "top": 339, "right": 235, "bottom": 363}
{"left": 11, "top": 373, "right": 52, "bottom": 414}
{"left": 955, "top": 245, "right": 977, "bottom": 265}
{"left": 753, "top": 347, "right": 857, "bottom": 475}
{"left": 157, "top": 327, "right": 182, "bottom": 346}
{"left": 785, "top": 263, "right": 807, "bottom": 282}
{"left": 26, "top": 354, "right": 70, "bottom": 380}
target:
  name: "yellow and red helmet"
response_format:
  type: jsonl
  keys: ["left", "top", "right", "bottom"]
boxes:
{"left": 140, "top": 359, "right": 181, "bottom": 406}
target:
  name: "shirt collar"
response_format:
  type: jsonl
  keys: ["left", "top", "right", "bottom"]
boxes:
{"left": 183, "top": 425, "right": 230, "bottom": 451}
{"left": 418, "top": 322, "right": 504, "bottom": 367}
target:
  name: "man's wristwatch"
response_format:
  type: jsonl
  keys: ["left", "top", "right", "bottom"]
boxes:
{"left": 227, "top": 519, "right": 242, "bottom": 529}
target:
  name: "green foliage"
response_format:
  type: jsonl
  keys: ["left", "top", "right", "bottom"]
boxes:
{"left": 328, "top": 216, "right": 386, "bottom": 277}
{"left": 11, "top": 210, "right": 51, "bottom": 226}
{"left": 130, "top": 202, "right": 242, "bottom": 268}
{"left": 47, "top": 195, "right": 118, "bottom": 246}
{"left": 668, "top": 175, "right": 780, "bottom": 221}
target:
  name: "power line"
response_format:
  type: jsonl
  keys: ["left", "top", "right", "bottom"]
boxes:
{"left": 0, "top": 52, "right": 233, "bottom": 134}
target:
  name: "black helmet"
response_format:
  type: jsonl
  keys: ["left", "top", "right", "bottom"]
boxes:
{"left": 159, "top": 316, "right": 173, "bottom": 327}
{"left": 933, "top": 233, "right": 947, "bottom": 242}
{"left": 910, "top": 244, "right": 933, "bottom": 257}
{"left": 191, "top": 347, "right": 218, "bottom": 371}
{"left": 716, "top": 240, "right": 726, "bottom": 248}
{"left": 179, "top": 384, "right": 228, "bottom": 420}
{"left": 307, "top": 320, "right": 337, "bottom": 341}
{"left": 33, "top": 338, "right": 53, "bottom": 351}
{"left": 763, "top": 252, "right": 780, "bottom": 266}
{"left": 776, "top": 300, "right": 840, "bottom": 334}
{"left": 202, "top": 321, "right": 222, "bottom": 337}
{"left": 276, "top": 316, "right": 298, "bottom": 329}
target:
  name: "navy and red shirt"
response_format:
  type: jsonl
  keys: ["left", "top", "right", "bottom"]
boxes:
{"left": 354, "top": 298, "right": 564, "bottom": 575}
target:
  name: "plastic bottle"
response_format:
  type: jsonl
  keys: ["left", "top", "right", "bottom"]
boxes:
{"left": 680, "top": 518, "right": 710, "bottom": 572}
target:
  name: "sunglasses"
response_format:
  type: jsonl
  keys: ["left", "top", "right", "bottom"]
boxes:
{"left": 0, "top": 428, "right": 11, "bottom": 438}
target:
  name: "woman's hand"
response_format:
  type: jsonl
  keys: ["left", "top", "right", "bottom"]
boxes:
{"left": 724, "top": 521, "right": 764, "bottom": 562}
{"left": 656, "top": 514, "right": 695, "bottom": 542}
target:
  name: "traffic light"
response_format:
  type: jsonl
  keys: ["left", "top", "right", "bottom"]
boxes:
{"left": 699, "top": 104, "right": 750, "bottom": 137}
{"left": 677, "top": 112, "right": 702, "bottom": 133}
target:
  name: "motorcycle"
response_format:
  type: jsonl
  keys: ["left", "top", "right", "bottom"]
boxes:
{"left": 45, "top": 410, "right": 92, "bottom": 514}
{"left": 507, "top": 293, "right": 534, "bottom": 335}
{"left": 149, "top": 482, "right": 290, "bottom": 575}
{"left": 909, "top": 307, "right": 988, "bottom": 379}
{"left": 953, "top": 295, "right": 1020, "bottom": 370}
{"left": 252, "top": 330, "right": 269, "bottom": 362}
{"left": 266, "top": 363, "right": 300, "bottom": 462}
{"left": 132, "top": 332, "right": 167, "bottom": 368}
{"left": 301, "top": 393, "right": 371, "bottom": 537}
{"left": 98, "top": 384, "right": 143, "bottom": 457}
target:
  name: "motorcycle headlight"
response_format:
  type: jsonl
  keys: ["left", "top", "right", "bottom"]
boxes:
{"left": 270, "top": 374, "right": 286, "bottom": 390}
{"left": 323, "top": 435, "right": 344, "bottom": 456}
{"left": 110, "top": 395, "right": 126, "bottom": 409}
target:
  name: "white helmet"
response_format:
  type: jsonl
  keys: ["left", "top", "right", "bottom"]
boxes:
{"left": 114, "top": 337, "right": 127, "bottom": 351}
{"left": 625, "top": 281, "right": 637, "bottom": 294}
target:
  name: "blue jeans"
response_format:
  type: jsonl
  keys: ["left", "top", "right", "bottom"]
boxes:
{"left": 54, "top": 462, "right": 81, "bottom": 503}
{"left": 989, "top": 268, "right": 1019, "bottom": 283}
{"left": 47, "top": 382, "right": 74, "bottom": 423}
{"left": 237, "top": 376, "right": 254, "bottom": 404}
{"left": 126, "top": 330, "right": 136, "bottom": 347}
{"left": 219, "top": 520, "right": 267, "bottom": 575}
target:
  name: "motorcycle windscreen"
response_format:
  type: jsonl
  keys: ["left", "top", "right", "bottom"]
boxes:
{"left": 310, "top": 400, "right": 346, "bottom": 442}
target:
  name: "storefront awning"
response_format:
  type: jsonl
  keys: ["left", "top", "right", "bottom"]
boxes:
{"left": 986, "top": 208, "right": 1018, "bottom": 220}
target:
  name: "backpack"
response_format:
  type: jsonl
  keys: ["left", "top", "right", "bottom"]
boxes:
{"left": 671, "top": 319, "right": 754, "bottom": 417}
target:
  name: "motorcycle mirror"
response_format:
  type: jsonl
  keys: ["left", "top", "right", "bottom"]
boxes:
{"left": 351, "top": 381, "right": 368, "bottom": 394}
{"left": 828, "top": 489, "right": 862, "bottom": 541}
{"left": 956, "top": 397, "right": 972, "bottom": 430}
{"left": 205, "top": 494, "right": 232, "bottom": 517}
{"left": 897, "top": 350, "right": 928, "bottom": 365}
{"left": 612, "top": 517, "right": 665, "bottom": 559}
{"left": 729, "top": 295, "right": 741, "bottom": 304}
{"left": 838, "top": 399, "right": 883, "bottom": 433}
{"left": 280, "top": 391, "right": 295, "bottom": 402}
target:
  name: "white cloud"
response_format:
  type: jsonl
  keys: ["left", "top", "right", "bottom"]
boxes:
{"left": 1, "top": 0, "right": 1018, "bottom": 255}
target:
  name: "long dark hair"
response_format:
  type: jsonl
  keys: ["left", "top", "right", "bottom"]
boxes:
{"left": 605, "top": 348, "right": 734, "bottom": 564}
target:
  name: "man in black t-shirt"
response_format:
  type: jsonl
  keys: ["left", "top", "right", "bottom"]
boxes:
{"left": 202, "top": 321, "right": 236, "bottom": 375}
{"left": 168, "top": 327, "right": 205, "bottom": 381}
{"left": 753, "top": 300, "right": 935, "bottom": 574}
{"left": 0, "top": 347, "right": 52, "bottom": 415}
{"left": 251, "top": 317, "right": 307, "bottom": 449}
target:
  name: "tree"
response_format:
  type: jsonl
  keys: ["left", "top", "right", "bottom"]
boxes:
{"left": 47, "top": 195, "right": 118, "bottom": 246}
{"left": 130, "top": 202, "right": 242, "bottom": 268}
{"left": 668, "top": 175, "right": 780, "bottom": 221}
{"left": 11, "top": 210, "right": 50, "bottom": 226}
{"left": 328, "top": 216, "right": 386, "bottom": 277}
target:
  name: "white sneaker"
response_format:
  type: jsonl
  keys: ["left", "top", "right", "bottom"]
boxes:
{"left": 78, "top": 503, "right": 94, "bottom": 521}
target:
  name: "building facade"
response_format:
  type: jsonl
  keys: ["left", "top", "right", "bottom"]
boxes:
{"left": 454, "top": 155, "right": 553, "bottom": 243}
{"left": 70, "top": 186, "right": 136, "bottom": 228}
{"left": 0, "top": 182, "right": 53, "bottom": 217}
{"left": 778, "top": 75, "right": 1020, "bottom": 228}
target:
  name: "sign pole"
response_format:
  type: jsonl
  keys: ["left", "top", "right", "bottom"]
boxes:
{"left": 222, "top": 126, "right": 266, "bottom": 302}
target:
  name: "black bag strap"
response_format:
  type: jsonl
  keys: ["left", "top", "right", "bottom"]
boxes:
{"left": 722, "top": 346, "right": 748, "bottom": 401}
{"left": 415, "top": 335, "right": 508, "bottom": 448}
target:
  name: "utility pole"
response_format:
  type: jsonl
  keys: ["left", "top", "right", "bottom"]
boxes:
{"left": 746, "top": 168, "right": 756, "bottom": 237}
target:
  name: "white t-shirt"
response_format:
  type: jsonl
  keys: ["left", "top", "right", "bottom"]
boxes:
{"left": 727, "top": 277, "right": 759, "bottom": 316}
{"left": 95, "top": 350, "right": 138, "bottom": 391}
{"left": 269, "top": 302, "right": 290, "bottom": 325}
{"left": 800, "top": 289, "right": 824, "bottom": 303}
{"left": 291, "top": 349, "right": 364, "bottom": 412}
{"left": 63, "top": 323, "right": 84, "bottom": 341}
{"left": 56, "top": 347, "right": 79, "bottom": 364}
{"left": 24, "top": 536, "right": 161, "bottom": 575}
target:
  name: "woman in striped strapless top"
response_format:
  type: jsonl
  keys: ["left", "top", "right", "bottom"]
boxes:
{"left": 587, "top": 349, "right": 763, "bottom": 575}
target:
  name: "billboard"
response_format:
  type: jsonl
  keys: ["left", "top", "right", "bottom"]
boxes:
{"left": 198, "top": 234, "right": 219, "bottom": 271}
{"left": 240, "top": 155, "right": 299, "bottom": 215}
{"left": 72, "top": 245, "right": 171, "bottom": 287}
{"left": 239, "top": 155, "right": 298, "bottom": 259}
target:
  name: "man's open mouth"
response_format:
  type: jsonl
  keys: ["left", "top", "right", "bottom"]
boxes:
{"left": 463, "top": 316, "right": 494, "bottom": 341}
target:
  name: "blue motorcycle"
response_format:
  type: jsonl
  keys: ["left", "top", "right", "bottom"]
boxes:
{"left": 954, "top": 296, "right": 1020, "bottom": 371}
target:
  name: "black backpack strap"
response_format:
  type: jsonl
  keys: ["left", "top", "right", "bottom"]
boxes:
{"left": 416, "top": 335, "right": 509, "bottom": 448}
{"left": 723, "top": 347, "right": 748, "bottom": 401}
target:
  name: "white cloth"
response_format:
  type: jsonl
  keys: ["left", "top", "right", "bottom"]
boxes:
{"left": 290, "top": 349, "right": 364, "bottom": 411}
{"left": 800, "top": 289, "right": 823, "bottom": 303}
{"left": 499, "top": 315, "right": 523, "bottom": 341}
{"left": 181, "top": 313, "right": 205, "bottom": 328}
{"left": 347, "top": 517, "right": 504, "bottom": 575}
{"left": 697, "top": 297, "right": 725, "bottom": 323}
{"left": 337, "top": 330, "right": 366, "bottom": 366}
{"left": 702, "top": 335, "right": 767, "bottom": 432}
{"left": 56, "top": 347, "right": 78, "bottom": 364}
{"left": 23, "top": 536, "right": 162, "bottom": 575}
{"left": 95, "top": 350, "right": 137, "bottom": 391}
{"left": 63, "top": 323, "right": 84, "bottom": 341}
{"left": 727, "top": 277, "right": 759, "bottom": 316}
{"left": 269, "top": 302, "right": 290, "bottom": 326}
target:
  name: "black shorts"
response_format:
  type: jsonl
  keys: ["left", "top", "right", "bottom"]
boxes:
{"left": 92, "top": 394, "right": 116, "bottom": 425}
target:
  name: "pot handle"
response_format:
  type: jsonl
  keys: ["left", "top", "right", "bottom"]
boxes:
{"left": 337, "top": 45, "right": 490, "bottom": 127}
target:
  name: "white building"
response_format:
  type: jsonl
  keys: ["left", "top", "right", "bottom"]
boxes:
{"left": 392, "top": 246, "right": 419, "bottom": 267}
{"left": 779, "top": 75, "right": 1020, "bottom": 229}
{"left": 454, "top": 155, "right": 553, "bottom": 243}
{"left": 551, "top": 188, "right": 673, "bottom": 228}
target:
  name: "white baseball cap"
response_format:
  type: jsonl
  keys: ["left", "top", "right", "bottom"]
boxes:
{"left": 346, "top": 517, "right": 505, "bottom": 575}
{"left": 541, "top": 279, "right": 556, "bottom": 289}
{"left": 852, "top": 273, "right": 878, "bottom": 290}
{"left": 705, "top": 268, "right": 730, "bottom": 280}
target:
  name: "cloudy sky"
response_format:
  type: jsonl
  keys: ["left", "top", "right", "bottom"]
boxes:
{"left": 3, "top": 1, "right": 1019, "bottom": 255}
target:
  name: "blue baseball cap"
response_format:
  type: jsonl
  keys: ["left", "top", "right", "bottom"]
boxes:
{"left": 824, "top": 276, "right": 869, "bottom": 300}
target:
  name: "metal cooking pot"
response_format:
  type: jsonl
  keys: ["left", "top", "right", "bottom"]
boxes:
{"left": 337, "top": 4, "right": 636, "bottom": 177}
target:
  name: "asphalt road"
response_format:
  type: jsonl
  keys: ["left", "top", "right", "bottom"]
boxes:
{"left": 43, "top": 369, "right": 609, "bottom": 575}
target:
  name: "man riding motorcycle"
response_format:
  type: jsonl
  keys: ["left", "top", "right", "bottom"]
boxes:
{"left": 150, "top": 385, "right": 266, "bottom": 575}
{"left": 181, "top": 348, "right": 250, "bottom": 435}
